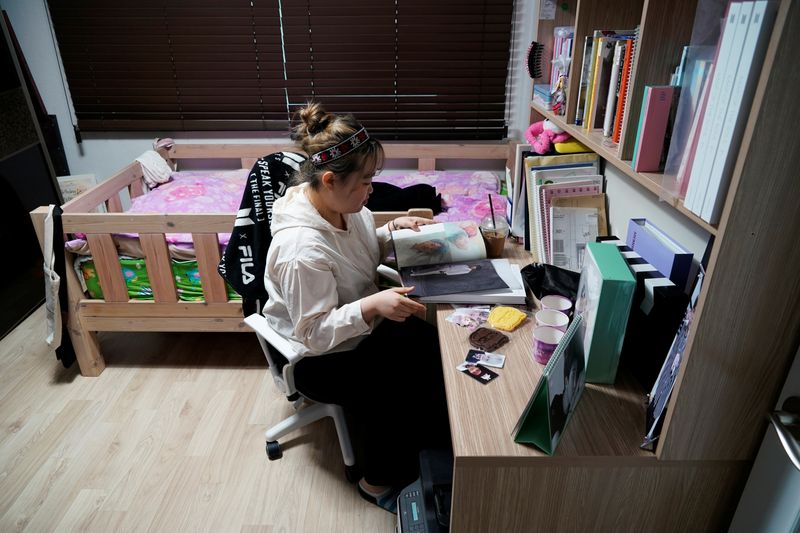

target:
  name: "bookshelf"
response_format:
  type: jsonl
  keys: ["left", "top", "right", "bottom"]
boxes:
{"left": 531, "top": 100, "right": 719, "bottom": 235}
{"left": 466, "top": 0, "right": 800, "bottom": 530}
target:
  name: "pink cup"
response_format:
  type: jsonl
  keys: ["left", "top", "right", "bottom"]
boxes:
{"left": 541, "top": 294, "right": 572, "bottom": 314}
{"left": 532, "top": 326, "right": 564, "bottom": 365}
{"left": 535, "top": 309, "right": 569, "bottom": 332}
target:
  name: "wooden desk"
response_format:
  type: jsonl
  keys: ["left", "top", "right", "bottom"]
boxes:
{"left": 436, "top": 241, "right": 744, "bottom": 532}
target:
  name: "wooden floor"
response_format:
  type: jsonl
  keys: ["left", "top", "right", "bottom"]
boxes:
{"left": 0, "top": 307, "right": 395, "bottom": 533}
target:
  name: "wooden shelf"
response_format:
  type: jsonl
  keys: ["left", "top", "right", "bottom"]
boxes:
{"left": 531, "top": 101, "right": 718, "bottom": 236}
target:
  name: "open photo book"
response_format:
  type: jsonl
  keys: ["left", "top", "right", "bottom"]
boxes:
{"left": 390, "top": 221, "right": 526, "bottom": 304}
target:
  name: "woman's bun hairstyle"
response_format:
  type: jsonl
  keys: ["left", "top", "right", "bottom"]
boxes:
{"left": 290, "top": 101, "right": 384, "bottom": 189}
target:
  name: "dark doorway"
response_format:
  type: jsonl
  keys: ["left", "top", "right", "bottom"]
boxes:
{"left": 0, "top": 12, "right": 62, "bottom": 340}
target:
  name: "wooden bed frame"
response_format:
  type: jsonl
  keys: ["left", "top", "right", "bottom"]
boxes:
{"left": 30, "top": 141, "right": 510, "bottom": 376}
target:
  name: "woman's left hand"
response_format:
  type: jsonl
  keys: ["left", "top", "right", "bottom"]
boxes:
{"left": 391, "top": 216, "right": 435, "bottom": 232}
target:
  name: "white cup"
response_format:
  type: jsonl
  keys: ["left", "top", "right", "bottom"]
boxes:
{"left": 535, "top": 309, "right": 569, "bottom": 332}
{"left": 532, "top": 326, "right": 564, "bottom": 365}
{"left": 541, "top": 294, "right": 572, "bottom": 314}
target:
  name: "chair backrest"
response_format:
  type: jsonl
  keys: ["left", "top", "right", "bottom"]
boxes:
{"left": 218, "top": 151, "right": 307, "bottom": 315}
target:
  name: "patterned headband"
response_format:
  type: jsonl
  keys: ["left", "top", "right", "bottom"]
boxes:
{"left": 310, "top": 127, "right": 370, "bottom": 166}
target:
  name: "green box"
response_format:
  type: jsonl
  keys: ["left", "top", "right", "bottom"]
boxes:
{"left": 575, "top": 242, "right": 636, "bottom": 383}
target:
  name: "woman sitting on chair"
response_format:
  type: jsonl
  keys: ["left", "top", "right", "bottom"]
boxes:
{"left": 262, "top": 102, "right": 451, "bottom": 512}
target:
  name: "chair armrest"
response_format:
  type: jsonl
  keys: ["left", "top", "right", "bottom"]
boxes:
{"left": 244, "top": 313, "right": 303, "bottom": 364}
{"left": 377, "top": 264, "right": 401, "bottom": 284}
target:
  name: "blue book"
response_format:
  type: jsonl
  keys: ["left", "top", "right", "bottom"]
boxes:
{"left": 625, "top": 218, "right": 693, "bottom": 291}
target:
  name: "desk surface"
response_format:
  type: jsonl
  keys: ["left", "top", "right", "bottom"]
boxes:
{"left": 437, "top": 240, "right": 651, "bottom": 460}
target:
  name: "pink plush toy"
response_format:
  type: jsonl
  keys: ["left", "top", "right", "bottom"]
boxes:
{"left": 525, "top": 119, "right": 571, "bottom": 155}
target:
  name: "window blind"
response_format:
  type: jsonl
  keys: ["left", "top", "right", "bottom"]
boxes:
{"left": 48, "top": 0, "right": 513, "bottom": 139}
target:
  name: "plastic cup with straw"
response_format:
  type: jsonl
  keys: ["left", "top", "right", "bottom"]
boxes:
{"left": 480, "top": 193, "right": 509, "bottom": 258}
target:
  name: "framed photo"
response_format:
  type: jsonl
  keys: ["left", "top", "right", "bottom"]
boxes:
{"left": 57, "top": 174, "right": 97, "bottom": 203}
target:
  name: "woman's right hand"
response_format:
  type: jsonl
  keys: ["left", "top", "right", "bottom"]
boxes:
{"left": 361, "top": 286, "right": 427, "bottom": 323}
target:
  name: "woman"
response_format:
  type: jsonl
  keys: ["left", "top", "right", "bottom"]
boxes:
{"left": 262, "top": 103, "right": 451, "bottom": 512}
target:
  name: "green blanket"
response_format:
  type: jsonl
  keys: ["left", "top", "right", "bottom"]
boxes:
{"left": 78, "top": 257, "right": 240, "bottom": 301}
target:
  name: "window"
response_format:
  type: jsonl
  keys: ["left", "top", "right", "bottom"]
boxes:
{"left": 49, "top": 0, "right": 513, "bottom": 140}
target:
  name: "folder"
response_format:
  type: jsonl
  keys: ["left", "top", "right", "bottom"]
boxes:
{"left": 626, "top": 218, "right": 693, "bottom": 291}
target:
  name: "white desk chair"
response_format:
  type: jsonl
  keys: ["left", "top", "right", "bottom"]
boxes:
{"left": 244, "top": 313, "right": 359, "bottom": 481}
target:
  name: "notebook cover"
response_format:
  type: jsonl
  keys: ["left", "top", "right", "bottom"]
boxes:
{"left": 632, "top": 86, "right": 675, "bottom": 172}
{"left": 576, "top": 242, "right": 636, "bottom": 384}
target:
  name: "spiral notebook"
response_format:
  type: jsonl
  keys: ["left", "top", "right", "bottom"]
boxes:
{"left": 512, "top": 315, "right": 587, "bottom": 455}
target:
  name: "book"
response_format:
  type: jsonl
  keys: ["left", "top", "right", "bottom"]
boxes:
{"left": 685, "top": 2, "right": 749, "bottom": 214}
{"left": 597, "top": 237, "right": 690, "bottom": 390}
{"left": 512, "top": 314, "right": 587, "bottom": 455}
{"left": 642, "top": 269, "right": 704, "bottom": 450}
{"left": 535, "top": 178, "right": 603, "bottom": 263}
{"left": 510, "top": 143, "right": 533, "bottom": 240}
{"left": 415, "top": 261, "right": 527, "bottom": 305}
{"left": 676, "top": 62, "right": 715, "bottom": 198}
{"left": 551, "top": 193, "right": 608, "bottom": 237}
{"left": 574, "top": 36, "right": 594, "bottom": 126}
{"left": 575, "top": 242, "right": 636, "bottom": 384}
{"left": 603, "top": 40, "right": 626, "bottom": 137}
{"left": 550, "top": 206, "right": 600, "bottom": 272}
{"left": 625, "top": 218, "right": 693, "bottom": 291}
{"left": 631, "top": 86, "right": 676, "bottom": 172}
{"left": 699, "top": 0, "right": 777, "bottom": 224}
{"left": 612, "top": 36, "right": 636, "bottom": 144}
{"left": 392, "top": 222, "right": 524, "bottom": 304}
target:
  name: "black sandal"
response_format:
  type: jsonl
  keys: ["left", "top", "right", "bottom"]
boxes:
{"left": 357, "top": 483, "right": 401, "bottom": 514}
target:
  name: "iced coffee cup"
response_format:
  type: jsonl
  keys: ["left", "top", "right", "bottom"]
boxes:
{"left": 479, "top": 216, "right": 509, "bottom": 259}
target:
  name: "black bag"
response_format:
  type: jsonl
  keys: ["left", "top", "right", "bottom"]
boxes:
{"left": 520, "top": 262, "right": 581, "bottom": 303}
{"left": 218, "top": 151, "right": 307, "bottom": 315}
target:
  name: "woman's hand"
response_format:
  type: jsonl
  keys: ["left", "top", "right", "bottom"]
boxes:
{"left": 361, "top": 286, "right": 427, "bottom": 323}
{"left": 390, "top": 216, "right": 435, "bottom": 232}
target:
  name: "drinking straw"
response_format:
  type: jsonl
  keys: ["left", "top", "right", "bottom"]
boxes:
{"left": 488, "top": 194, "right": 496, "bottom": 227}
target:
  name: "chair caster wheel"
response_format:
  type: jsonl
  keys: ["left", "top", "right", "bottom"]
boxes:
{"left": 266, "top": 440, "right": 283, "bottom": 460}
{"left": 345, "top": 464, "right": 360, "bottom": 483}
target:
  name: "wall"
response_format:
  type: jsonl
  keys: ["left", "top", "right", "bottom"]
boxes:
{"left": 1, "top": 0, "right": 537, "bottom": 180}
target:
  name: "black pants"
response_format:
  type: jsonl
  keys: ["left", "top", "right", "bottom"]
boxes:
{"left": 293, "top": 316, "right": 451, "bottom": 486}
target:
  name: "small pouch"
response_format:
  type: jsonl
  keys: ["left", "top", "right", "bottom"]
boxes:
{"left": 487, "top": 306, "right": 527, "bottom": 332}
{"left": 468, "top": 327, "right": 510, "bottom": 352}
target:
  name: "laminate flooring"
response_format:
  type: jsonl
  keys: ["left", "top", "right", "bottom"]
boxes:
{"left": 0, "top": 306, "right": 395, "bottom": 532}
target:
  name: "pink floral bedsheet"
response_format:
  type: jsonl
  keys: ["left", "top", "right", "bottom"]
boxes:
{"left": 122, "top": 169, "right": 249, "bottom": 246}
{"left": 121, "top": 168, "right": 505, "bottom": 247}
{"left": 374, "top": 170, "right": 506, "bottom": 223}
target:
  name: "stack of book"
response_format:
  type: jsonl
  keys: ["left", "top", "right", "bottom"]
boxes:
{"left": 682, "top": 0, "right": 777, "bottom": 224}
{"left": 574, "top": 28, "right": 638, "bottom": 141}
{"left": 597, "top": 220, "right": 693, "bottom": 390}
{"left": 520, "top": 153, "right": 609, "bottom": 271}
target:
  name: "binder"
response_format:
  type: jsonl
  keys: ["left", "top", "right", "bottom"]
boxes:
{"left": 626, "top": 218, "right": 693, "bottom": 291}
{"left": 699, "top": 0, "right": 777, "bottom": 224}
{"left": 685, "top": 2, "right": 750, "bottom": 213}
{"left": 575, "top": 242, "right": 636, "bottom": 384}
{"left": 512, "top": 315, "right": 587, "bottom": 455}
{"left": 597, "top": 237, "right": 690, "bottom": 390}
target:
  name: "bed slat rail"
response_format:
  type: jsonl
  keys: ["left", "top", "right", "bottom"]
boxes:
{"left": 62, "top": 213, "right": 234, "bottom": 234}
{"left": 85, "top": 234, "right": 129, "bottom": 302}
{"left": 62, "top": 162, "right": 144, "bottom": 213}
{"left": 193, "top": 233, "right": 228, "bottom": 303}
{"left": 168, "top": 142, "right": 510, "bottom": 171}
{"left": 129, "top": 178, "right": 146, "bottom": 200}
{"left": 139, "top": 233, "right": 178, "bottom": 303}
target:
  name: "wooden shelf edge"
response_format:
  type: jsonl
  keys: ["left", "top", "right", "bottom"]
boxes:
{"left": 531, "top": 101, "right": 718, "bottom": 236}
